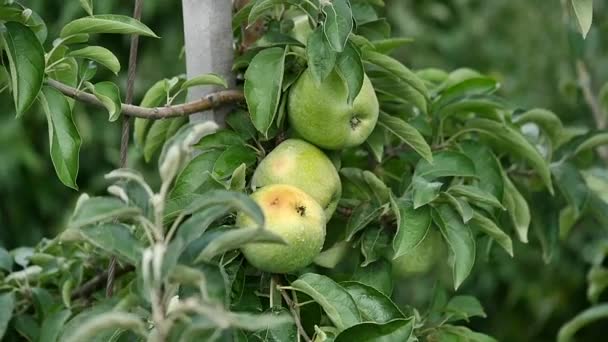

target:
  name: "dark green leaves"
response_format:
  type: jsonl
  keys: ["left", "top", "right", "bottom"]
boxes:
{"left": 415, "top": 150, "right": 476, "bottom": 180}
{"left": 180, "top": 73, "right": 228, "bottom": 91}
{"left": 503, "top": 175, "right": 531, "bottom": 243}
{"left": 1, "top": 22, "right": 45, "bottom": 116}
{"left": 433, "top": 205, "right": 475, "bottom": 289}
{"left": 39, "top": 87, "right": 82, "bottom": 189}
{"left": 244, "top": 47, "right": 286, "bottom": 136}
{"left": 342, "top": 282, "right": 404, "bottom": 323}
{"left": 85, "top": 81, "right": 122, "bottom": 121}
{"left": 570, "top": 0, "right": 593, "bottom": 39}
{"left": 60, "top": 15, "right": 159, "bottom": 38}
{"left": 444, "top": 295, "right": 486, "bottom": 322}
{"left": 322, "top": 0, "right": 353, "bottom": 52}
{"left": 390, "top": 196, "right": 432, "bottom": 259}
{"left": 335, "top": 319, "right": 413, "bottom": 342}
{"left": 557, "top": 303, "right": 608, "bottom": 342}
{"left": 378, "top": 113, "right": 432, "bottom": 162}
{"left": 291, "top": 273, "right": 361, "bottom": 331}
{"left": 80, "top": 223, "right": 142, "bottom": 264}
{"left": 69, "top": 196, "right": 140, "bottom": 229}
{"left": 69, "top": 46, "right": 120, "bottom": 74}
{"left": 39, "top": 309, "right": 72, "bottom": 342}
{"left": 336, "top": 42, "right": 364, "bottom": 104}
{"left": 0, "top": 292, "right": 15, "bottom": 339}
{"left": 194, "top": 227, "right": 285, "bottom": 263}
{"left": 307, "top": 27, "right": 337, "bottom": 85}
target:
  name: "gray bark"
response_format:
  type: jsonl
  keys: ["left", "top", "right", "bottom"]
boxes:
{"left": 181, "top": 0, "right": 235, "bottom": 125}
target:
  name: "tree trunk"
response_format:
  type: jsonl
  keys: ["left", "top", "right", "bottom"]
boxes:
{"left": 181, "top": 0, "right": 235, "bottom": 125}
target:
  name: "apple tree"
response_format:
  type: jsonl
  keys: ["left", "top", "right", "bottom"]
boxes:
{"left": 1, "top": 0, "right": 607, "bottom": 341}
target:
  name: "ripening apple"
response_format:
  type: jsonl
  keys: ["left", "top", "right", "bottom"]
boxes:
{"left": 237, "top": 184, "right": 326, "bottom": 274}
{"left": 392, "top": 228, "right": 445, "bottom": 277}
{"left": 251, "top": 139, "right": 341, "bottom": 219}
{"left": 287, "top": 69, "right": 379, "bottom": 150}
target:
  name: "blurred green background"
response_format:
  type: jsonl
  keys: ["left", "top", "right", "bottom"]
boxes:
{"left": 1, "top": 0, "right": 607, "bottom": 340}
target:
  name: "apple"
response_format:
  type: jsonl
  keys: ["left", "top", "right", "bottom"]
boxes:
{"left": 391, "top": 228, "right": 445, "bottom": 277}
{"left": 237, "top": 184, "right": 326, "bottom": 273}
{"left": 287, "top": 69, "right": 379, "bottom": 150}
{"left": 252, "top": 139, "right": 341, "bottom": 219}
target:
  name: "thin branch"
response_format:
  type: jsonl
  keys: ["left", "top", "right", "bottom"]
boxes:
{"left": 72, "top": 265, "right": 135, "bottom": 300}
{"left": 46, "top": 79, "right": 245, "bottom": 119}
{"left": 577, "top": 60, "right": 607, "bottom": 130}
{"left": 274, "top": 277, "right": 312, "bottom": 342}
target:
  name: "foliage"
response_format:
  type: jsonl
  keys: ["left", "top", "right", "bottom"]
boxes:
{"left": 1, "top": 0, "right": 607, "bottom": 341}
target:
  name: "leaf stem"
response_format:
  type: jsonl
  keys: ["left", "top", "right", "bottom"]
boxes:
{"left": 274, "top": 277, "right": 312, "bottom": 342}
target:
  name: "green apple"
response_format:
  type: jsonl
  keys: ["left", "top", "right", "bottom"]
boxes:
{"left": 287, "top": 69, "right": 379, "bottom": 150}
{"left": 237, "top": 184, "right": 326, "bottom": 274}
{"left": 252, "top": 139, "right": 341, "bottom": 219}
{"left": 391, "top": 228, "right": 445, "bottom": 277}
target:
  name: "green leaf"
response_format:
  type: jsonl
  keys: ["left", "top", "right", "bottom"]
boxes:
{"left": 247, "top": 0, "right": 278, "bottom": 24}
{"left": 445, "top": 295, "right": 486, "bottom": 321}
{"left": 366, "top": 126, "right": 385, "bottom": 163}
{"left": 362, "top": 50, "right": 428, "bottom": 100}
{"left": 412, "top": 176, "right": 443, "bottom": 208}
{"left": 244, "top": 47, "right": 286, "bottom": 136}
{"left": 142, "top": 118, "right": 186, "bottom": 162}
{"left": 503, "top": 174, "right": 531, "bottom": 243}
{"left": 252, "top": 307, "right": 297, "bottom": 341}
{"left": 415, "top": 150, "right": 476, "bottom": 180}
{"left": 460, "top": 142, "right": 504, "bottom": 200}
{"left": 170, "top": 150, "right": 222, "bottom": 198}
{"left": 558, "top": 303, "right": 608, "bottom": 342}
{"left": 195, "top": 130, "right": 245, "bottom": 151}
{"left": 360, "top": 227, "right": 391, "bottom": 267}
{"left": 435, "top": 325, "right": 497, "bottom": 342}
{"left": 291, "top": 273, "right": 360, "bottom": 331}
{"left": 342, "top": 282, "right": 405, "bottom": 324}
{"left": 352, "top": 259, "right": 393, "bottom": 297}
{"left": 85, "top": 81, "right": 122, "bottom": 121}
{"left": 134, "top": 79, "right": 169, "bottom": 149}
{"left": 213, "top": 145, "right": 257, "bottom": 179}
{"left": 378, "top": 113, "right": 432, "bottom": 163}
{"left": 254, "top": 31, "right": 306, "bottom": 48}
{"left": 390, "top": 195, "right": 432, "bottom": 259}
{"left": 514, "top": 108, "right": 564, "bottom": 147}
{"left": 551, "top": 162, "right": 590, "bottom": 216}
{"left": 60, "top": 15, "right": 159, "bottom": 38}
{"left": 0, "top": 247, "right": 12, "bottom": 272}
{"left": 433, "top": 204, "right": 475, "bottom": 290}
{"left": 334, "top": 319, "right": 413, "bottom": 342}
{"left": 434, "top": 77, "right": 499, "bottom": 109}
{"left": 372, "top": 38, "right": 413, "bottom": 54}
{"left": 79, "top": 0, "right": 93, "bottom": 15}
{"left": 183, "top": 190, "right": 265, "bottom": 227}
{"left": 470, "top": 211, "right": 513, "bottom": 257}
{"left": 63, "top": 312, "right": 146, "bottom": 342}
{"left": 69, "top": 46, "right": 120, "bottom": 74}
{"left": 69, "top": 196, "right": 141, "bottom": 229}
{"left": 448, "top": 184, "right": 505, "bottom": 210}
{"left": 571, "top": 0, "right": 593, "bottom": 39}
{"left": 195, "top": 227, "right": 285, "bottom": 263}
{"left": 0, "top": 292, "right": 15, "bottom": 339}
{"left": 80, "top": 223, "right": 143, "bottom": 264}
{"left": 180, "top": 73, "right": 228, "bottom": 91}
{"left": 1, "top": 22, "right": 45, "bottom": 116}
{"left": 315, "top": 241, "right": 350, "bottom": 269}
{"left": 574, "top": 132, "right": 608, "bottom": 155}
{"left": 443, "top": 193, "right": 474, "bottom": 223}
{"left": 39, "top": 86, "right": 82, "bottom": 189}
{"left": 336, "top": 42, "right": 364, "bottom": 105}
{"left": 322, "top": 0, "right": 353, "bottom": 52}
{"left": 39, "top": 309, "right": 72, "bottom": 342}
{"left": 306, "top": 26, "right": 337, "bottom": 85}
{"left": 345, "top": 203, "right": 386, "bottom": 241}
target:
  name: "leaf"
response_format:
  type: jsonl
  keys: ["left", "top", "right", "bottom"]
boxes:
{"left": 79, "top": 0, "right": 93, "bottom": 15}
{"left": 432, "top": 204, "right": 476, "bottom": 290}
{"left": 142, "top": 118, "right": 187, "bottom": 162}
{"left": 69, "top": 196, "right": 141, "bottom": 229}
{"left": 574, "top": 132, "right": 608, "bottom": 155}
{"left": 390, "top": 195, "right": 432, "bottom": 259}
{"left": 170, "top": 151, "right": 222, "bottom": 198}
{"left": 0, "top": 247, "right": 12, "bottom": 272}
{"left": 80, "top": 223, "right": 142, "bottom": 264}
{"left": 366, "top": 126, "right": 385, "bottom": 163}
{"left": 306, "top": 26, "right": 337, "bottom": 85}
{"left": 63, "top": 312, "right": 146, "bottom": 342}
{"left": 194, "top": 227, "right": 285, "bottom": 263}
{"left": 470, "top": 211, "right": 513, "bottom": 257}
{"left": 445, "top": 295, "right": 486, "bottom": 321}
{"left": 571, "top": 0, "right": 593, "bottom": 39}
{"left": 362, "top": 50, "right": 428, "bottom": 100}
{"left": 557, "top": 303, "right": 608, "bottom": 342}
{"left": 213, "top": 145, "right": 257, "bottom": 179}
{"left": 85, "top": 81, "right": 122, "bottom": 121}
{"left": 415, "top": 150, "right": 476, "bottom": 180}
{"left": 334, "top": 319, "right": 413, "bottom": 342}
{"left": 412, "top": 176, "right": 443, "bottom": 209}
{"left": 342, "top": 282, "right": 405, "bottom": 324}
{"left": 378, "top": 113, "right": 432, "bottom": 163}
{"left": 69, "top": 46, "right": 120, "bottom": 74}
{"left": 551, "top": 161, "right": 590, "bottom": 216}
{"left": 360, "top": 227, "right": 391, "bottom": 267}
{"left": 183, "top": 190, "right": 265, "bottom": 227}
{"left": 352, "top": 259, "right": 393, "bottom": 297}
{"left": 443, "top": 193, "right": 474, "bottom": 223}
{"left": 39, "top": 87, "right": 82, "bottom": 189}
{"left": 0, "top": 292, "right": 15, "bottom": 339}
{"left": 322, "top": 0, "right": 353, "bottom": 52}
{"left": 514, "top": 108, "right": 564, "bottom": 147}
{"left": 195, "top": 130, "right": 245, "bottom": 151}
{"left": 1, "top": 22, "right": 45, "bottom": 116}
{"left": 372, "top": 38, "right": 414, "bottom": 54}
{"left": 291, "top": 273, "right": 360, "bottom": 331}
{"left": 460, "top": 142, "right": 504, "bottom": 200}
{"left": 254, "top": 31, "right": 306, "bottom": 48}
{"left": 436, "top": 325, "right": 497, "bottom": 342}
{"left": 433, "top": 77, "right": 499, "bottom": 111}
{"left": 336, "top": 42, "right": 364, "bottom": 105}
{"left": 345, "top": 203, "right": 385, "bottom": 241}
{"left": 39, "top": 309, "right": 72, "bottom": 342}
{"left": 448, "top": 184, "right": 505, "bottom": 210}
{"left": 60, "top": 15, "right": 159, "bottom": 38}
{"left": 180, "top": 73, "right": 228, "bottom": 91}
{"left": 503, "top": 175, "right": 531, "bottom": 243}
{"left": 244, "top": 47, "right": 286, "bottom": 136}
{"left": 252, "top": 307, "right": 297, "bottom": 341}
{"left": 465, "top": 118, "right": 554, "bottom": 194}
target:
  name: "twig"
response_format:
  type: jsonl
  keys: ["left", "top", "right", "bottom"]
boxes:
{"left": 576, "top": 60, "right": 608, "bottom": 162}
{"left": 46, "top": 79, "right": 245, "bottom": 119}
{"left": 72, "top": 265, "right": 135, "bottom": 300}
{"left": 274, "top": 277, "right": 312, "bottom": 342}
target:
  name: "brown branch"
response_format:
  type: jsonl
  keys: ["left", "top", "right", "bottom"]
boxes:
{"left": 46, "top": 79, "right": 245, "bottom": 119}
{"left": 72, "top": 265, "right": 135, "bottom": 300}
{"left": 274, "top": 276, "right": 312, "bottom": 342}
{"left": 576, "top": 60, "right": 608, "bottom": 162}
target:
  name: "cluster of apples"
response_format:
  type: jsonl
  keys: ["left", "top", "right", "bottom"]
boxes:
{"left": 237, "top": 65, "right": 380, "bottom": 273}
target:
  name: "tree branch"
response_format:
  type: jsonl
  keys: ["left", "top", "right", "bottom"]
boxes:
{"left": 274, "top": 276, "right": 312, "bottom": 342}
{"left": 72, "top": 265, "right": 135, "bottom": 300}
{"left": 46, "top": 79, "right": 245, "bottom": 120}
